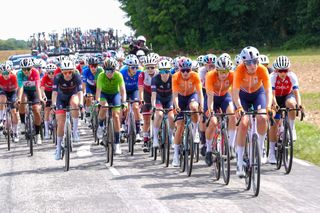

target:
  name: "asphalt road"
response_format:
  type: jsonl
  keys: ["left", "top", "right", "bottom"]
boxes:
{"left": 0, "top": 121, "right": 319, "bottom": 213}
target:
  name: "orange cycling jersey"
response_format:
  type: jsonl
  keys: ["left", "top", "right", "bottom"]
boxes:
{"left": 206, "top": 71, "right": 234, "bottom": 96}
{"left": 172, "top": 71, "right": 202, "bottom": 96}
{"left": 233, "top": 63, "right": 271, "bottom": 93}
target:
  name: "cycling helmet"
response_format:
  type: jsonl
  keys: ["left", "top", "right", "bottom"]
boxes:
{"left": 20, "top": 58, "right": 34, "bottom": 68}
{"left": 4, "top": 61, "right": 13, "bottom": 71}
{"left": 240, "top": 46, "right": 260, "bottom": 61}
{"left": 136, "top": 50, "right": 145, "bottom": 57}
{"left": 203, "top": 54, "right": 217, "bottom": 65}
{"left": 148, "top": 52, "right": 160, "bottom": 61}
{"left": 173, "top": 56, "right": 182, "bottom": 69}
{"left": 216, "top": 57, "right": 233, "bottom": 70}
{"left": 234, "top": 54, "right": 242, "bottom": 66}
{"left": 158, "top": 59, "right": 172, "bottom": 69}
{"left": 259, "top": 54, "right": 270, "bottom": 65}
{"left": 0, "top": 63, "right": 5, "bottom": 72}
{"left": 178, "top": 57, "right": 192, "bottom": 69}
{"left": 60, "top": 59, "right": 75, "bottom": 70}
{"left": 125, "top": 57, "right": 139, "bottom": 66}
{"left": 144, "top": 54, "right": 158, "bottom": 65}
{"left": 220, "top": 53, "right": 232, "bottom": 60}
{"left": 88, "top": 57, "right": 99, "bottom": 65}
{"left": 56, "top": 55, "right": 66, "bottom": 63}
{"left": 197, "top": 55, "right": 205, "bottom": 65}
{"left": 125, "top": 54, "right": 138, "bottom": 62}
{"left": 191, "top": 60, "right": 200, "bottom": 71}
{"left": 137, "top": 35, "right": 146, "bottom": 42}
{"left": 103, "top": 58, "right": 118, "bottom": 70}
{"left": 139, "top": 55, "right": 147, "bottom": 64}
{"left": 273, "top": 55, "right": 291, "bottom": 70}
{"left": 46, "top": 63, "right": 57, "bottom": 72}
{"left": 33, "top": 58, "right": 46, "bottom": 68}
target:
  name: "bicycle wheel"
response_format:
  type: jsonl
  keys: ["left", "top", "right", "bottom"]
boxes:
{"left": 107, "top": 119, "right": 114, "bottom": 166}
{"left": 179, "top": 144, "right": 185, "bottom": 172}
{"left": 283, "top": 123, "right": 293, "bottom": 174}
{"left": 65, "top": 123, "right": 71, "bottom": 171}
{"left": 244, "top": 136, "right": 251, "bottom": 190}
{"left": 26, "top": 115, "right": 33, "bottom": 156}
{"left": 275, "top": 140, "right": 282, "bottom": 170}
{"left": 164, "top": 119, "right": 170, "bottom": 167}
{"left": 266, "top": 123, "right": 270, "bottom": 157}
{"left": 213, "top": 136, "right": 221, "bottom": 181}
{"left": 186, "top": 125, "right": 194, "bottom": 177}
{"left": 251, "top": 134, "right": 261, "bottom": 197}
{"left": 160, "top": 122, "right": 166, "bottom": 164}
{"left": 128, "top": 112, "right": 136, "bottom": 156}
{"left": 6, "top": 112, "right": 11, "bottom": 151}
{"left": 194, "top": 143, "right": 199, "bottom": 163}
{"left": 221, "top": 129, "right": 230, "bottom": 185}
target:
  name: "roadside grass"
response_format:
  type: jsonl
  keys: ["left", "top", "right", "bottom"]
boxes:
{"left": 0, "top": 49, "right": 30, "bottom": 62}
{"left": 295, "top": 121, "right": 320, "bottom": 166}
{"left": 302, "top": 93, "right": 320, "bottom": 111}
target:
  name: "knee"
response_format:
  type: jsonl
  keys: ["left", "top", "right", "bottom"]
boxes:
{"left": 257, "top": 115, "right": 267, "bottom": 124}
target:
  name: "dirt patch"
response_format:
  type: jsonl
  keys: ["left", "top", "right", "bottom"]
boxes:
{"left": 0, "top": 49, "right": 30, "bottom": 62}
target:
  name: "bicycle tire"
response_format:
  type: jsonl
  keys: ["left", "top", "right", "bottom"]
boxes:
{"left": 26, "top": 115, "right": 33, "bottom": 156}
{"left": 221, "top": 129, "right": 230, "bottom": 185}
{"left": 266, "top": 124, "right": 270, "bottom": 157}
{"left": 276, "top": 140, "right": 282, "bottom": 170}
{"left": 6, "top": 112, "right": 11, "bottom": 151}
{"left": 194, "top": 143, "right": 199, "bottom": 163}
{"left": 252, "top": 134, "right": 261, "bottom": 197}
{"left": 283, "top": 122, "right": 293, "bottom": 174}
{"left": 213, "top": 135, "right": 221, "bottom": 181}
{"left": 153, "top": 147, "right": 158, "bottom": 161}
{"left": 186, "top": 125, "right": 194, "bottom": 177}
{"left": 65, "top": 123, "right": 71, "bottom": 171}
{"left": 244, "top": 135, "right": 251, "bottom": 190}
{"left": 128, "top": 112, "right": 136, "bottom": 156}
{"left": 164, "top": 119, "right": 170, "bottom": 167}
{"left": 179, "top": 144, "right": 185, "bottom": 172}
{"left": 108, "top": 118, "right": 114, "bottom": 166}
{"left": 160, "top": 121, "right": 167, "bottom": 164}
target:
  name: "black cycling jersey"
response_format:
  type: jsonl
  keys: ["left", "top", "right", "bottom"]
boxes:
{"left": 53, "top": 73, "right": 82, "bottom": 97}
{"left": 151, "top": 74, "right": 172, "bottom": 97}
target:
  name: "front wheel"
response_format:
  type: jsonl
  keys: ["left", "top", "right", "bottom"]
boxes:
{"left": 251, "top": 134, "right": 261, "bottom": 197}
{"left": 186, "top": 125, "right": 194, "bottom": 177}
{"left": 64, "top": 124, "right": 71, "bottom": 171}
{"left": 221, "top": 130, "right": 230, "bottom": 185}
{"left": 283, "top": 123, "right": 293, "bottom": 174}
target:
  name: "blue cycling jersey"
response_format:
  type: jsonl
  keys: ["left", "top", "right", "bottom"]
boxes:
{"left": 120, "top": 65, "right": 142, "bottom": 91}
{"left": 82, "top": 66, "right": 103, "bottom": 86}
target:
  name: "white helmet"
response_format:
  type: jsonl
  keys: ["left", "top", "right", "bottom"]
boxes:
{"left": 136, "top": 50, "right": 145, "bottom": 57}
{"left": 240, "top": 46, "right": 260, "bottom": 61}
{"left": 137, "top": 35, "right": 146, "bottom": 42}
{"left": 216, "top": 57, "right": 233, "bottom": 70}
{"left": 33, "top": 58, "right": 46, "bottom": 68}
{"left": 20, "top": 58, "right": 34, "bottom": 68}
{"left": 273, "top": 55, "right": 291, "bottom": 70}
{"left": 60, "top": 59, "right": 75, "bottom": 70}
{"left": 4, "top": 61, "right": 13, "bottom": 71}
{"left": 158, "top": 59, "right": 172, "bottom": 69}
{"left": 148, "top": 52, "right": 160, "bottom": 61}
{"left": 46, "top": 63, "right": 57, "bottom": 72}
{"left": 191, "top": 60, "right": 200, "bottom": 71}
{"left": 234, "top": 54, "right": 242, "bottom": 66}
{"left": 144, "top": 55, "right": 158, "bottom": 66}
{"left": 139, "top": 55, "right": 147, "bottom": 64}
{"left": 259, "top": 54, "right": 270, "bottom": 65}
{"left": 220, "top": 53, "right": 232, "bottom": 60}
{"left": 125, "top": 57, "right": 139, "bottom": 66}
{"left": 197, "top": 55, "right": 205, "bottom": 65}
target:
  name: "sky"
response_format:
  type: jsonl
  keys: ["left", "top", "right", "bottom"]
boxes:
{"left": 0, "top": 0, "right": 134, "bottom": 40}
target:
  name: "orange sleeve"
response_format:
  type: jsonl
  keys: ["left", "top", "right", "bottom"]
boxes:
{"left": 233, "top": 64, "right": 244, "bottom": 89}
{"left": 205, "top": 71, "right": 216, "bottom": 93}
{"left": 172, "top": 72, "right": 179, "bottom": 93}
{"left": 228, "top": 71, "right": 234, "bottom": 85}
{"left": 259, "top": 66, "right": 271, "bottom": 90}
{"left": 193, "top": 72, "right": 202, "bottom": 92}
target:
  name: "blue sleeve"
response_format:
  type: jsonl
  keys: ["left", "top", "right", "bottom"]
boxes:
{"left": 53, "top": 75, "right": 59, "bottom": 92}
{"left": 76, "top": 74, "right": 83, "bottom": 92}
{"left": 151, "top": 75, "right": 157, "bottom": 92}
{"left": 82, "top": 67, "right": 88, "bottom": 83}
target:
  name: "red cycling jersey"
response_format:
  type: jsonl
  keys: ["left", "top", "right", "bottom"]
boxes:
{"left": 41, "top": 74, "right": 54, "bottom": 92}
{"left": 0, "top": 74, "right": 18, "bottom": 92}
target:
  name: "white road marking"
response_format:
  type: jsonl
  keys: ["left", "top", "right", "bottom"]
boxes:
{"left": 76, "top": 145, "right": 92, "bottom": 157}
{"left": 293, "top": 158, "right": 312, "bottom": 167}
{"left": 106, "top": 165, "right": 121, "bottom": 176}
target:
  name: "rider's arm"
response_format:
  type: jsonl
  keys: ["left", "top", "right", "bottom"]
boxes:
{"left": 172, "top": 74, "right": 179, "bottom": 109}
{"left": 172, "top": 92, "right": 179, "bottom": 109}
{"left": 17, "top": 87, "right": 24, "bottom": 102}
{"left": 194, "top": 73, "right": 203, "bottom": 108}
{"left": 51, "top": 91, "right": 57, "bottom": 106}
{"left": 95, "top": 88, "right": 101, "bottom": 102}
{"left": 151, "top": 92, "right": 156, "bottom": 108}
{"left": 261, "top": 68, "right": 272, "bottom": 109}
{"left": 120, "top": 84, "right": 126, "bottom": 103}
{"left": 138, "top": 72, "right": 144, "bottom": 101}
{"left": 82, "top": 82, "right": 86, "bottom": 95}
{"left": 207, "top": 92, "right": 214, "bottom": 112}
{"left": 232, "top": 88, "right": 241, "bottom": 109}
{"left": 232, "top": 68, "right": 243, "bottom": 109}
{"left": 293, "top": 89, "right": 301, "bottom": 106}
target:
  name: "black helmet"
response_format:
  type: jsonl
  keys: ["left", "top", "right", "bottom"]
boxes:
{"left": 88, "top": 57, "right": 99, "bottom": 65}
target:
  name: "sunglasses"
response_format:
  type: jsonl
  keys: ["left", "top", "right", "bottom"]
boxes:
{"left": 130, "top": 66, "right": 139, "bottom": 70}
{"left": 48, "top": 71, "right": 54, "bottom": 75}
{"left": 146, "top": 66, "right": 155, "bottom": 70}
{"left": 181, "top": 68, "right": 191, "bottom": 73}
{"left": 104, "top": 69, "right": 115, "bottom": 73}
{"left": 159, "top": 69, "right": 171, "bottom": 74}
{"left": 90, "top": 64, "right": 98, "bottom": 68}
{"left": 80, "top": 62, "right": 85, "bottom": 65}
{"left": 2, "top": 71, "right": 9, "bottom": 76}
{"left": 22, "top": 68, "right": 31, "bottom": 72}
{"left": 278, "top": 69, "right": 288, "bottom": 73}
{"left": 217, "top": 69, "right": 230, "bottom": 74}
{"left": 244, "top": 59, "right": 258, "bottom": 66}
{"left": 62, "top": 71, "right": 73, "bottom": 75}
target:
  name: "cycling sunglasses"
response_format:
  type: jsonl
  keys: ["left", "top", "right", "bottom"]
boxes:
{"left": 217, "top": 69, "right": 230, "bottom": 74}
{"left": 146, "top": 66, "right": 155, "bottom": 70}
{"left": 244, "top": 59, "right": 258, "bottom": 66}
{"left": 130, "top": 66, "right": 139, "bottom": 70}
{"left": 277, "top": 69, "right": 289, "bottom": 73}
{"left": 48, "top": 71, "right": 54, "bottom": 75}
{"left": 2, "top": 71, "right": 9, "bottom": 76}
{"left": 22, "top": 68, "right": 31, "bottom": 72}
{"left": 159, "top": 69, "right": 171, "bottom": 74}
{"left": 90, "top": 64, "right": 98, "bottom": 68}
{"left": 62, "top": 71, "right": 73, "bottom": 75}
{"left": 104, "top": 69, "right": 115, "bottom": 73}
{"left": 181, "top": 68, "right": 191, "bottom": 73}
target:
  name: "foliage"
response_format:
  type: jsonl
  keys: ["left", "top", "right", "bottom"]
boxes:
{"left": 118, "top": 0, "right": 320, "bottom": 53}
{"left": 0, "top": 38, "right": 28, "bottom": 50}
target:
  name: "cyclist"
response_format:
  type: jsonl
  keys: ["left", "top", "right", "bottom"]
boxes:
{"left": 41, "top": 63, "right": 57, "bottom": 139}
{"left": 259, "top": 54, "right": 274, "bottom": 74}
{"left": 172, "top": 57, "right": 204, "bottom": 167}
{"left": 232, "top": 54, "right": 242, "bottom": 71}
{"left": 96, "top": 58, "right": 126, "bottom": 154}
{"left": 33, "top": 58, "right": 46, "bottom": 79}
{"left": 120, "top": 55, "right": 143, "bottom": 141}
{"left": 0, "top": 62, "right": 19, "bottom": 142}
{"left": 129, "top": 35, "right": 150, "bottom": 55}
{"left": 76, "top": 57, "right": 86, "bottom": 74}
{"left": 151, "top": 59, "right": 174, "bottom": 148}
{"left": 51, "top": 59, "right": 83, "bottom": 160}
{"left": 268, "top": 56, "right": 303, "bottom": 163}
{"left": 204, "top": 57, "right": 236, "bottom": 166}
{"left": 199, "top": 54, "right": 217, "bottom": 155}
{"left": 191, "top": 60, "right": 200, "bottom": 72}
{"left": 138, "top": 54, "right": 159, "bottom": 152}
{"left": 196, "top": 55, "right": 205, "bottom": 67}
{"left": 17, "top": 58, "right": 44, "bottom": 144}
{"left": 233, "top": 46, "right": 273, "bottom": 177}
{"left": 82, "top": 57, "right": 103, "bottom": 119}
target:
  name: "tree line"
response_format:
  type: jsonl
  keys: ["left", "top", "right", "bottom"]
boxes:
{"left": 118, "top": 0, "right": 320, "bottom": 54}
{"left": 0, "top": 39, "right": 28, "bottom": 50}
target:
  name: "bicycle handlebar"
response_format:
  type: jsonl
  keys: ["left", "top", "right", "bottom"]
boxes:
{"left": 236, "top": 111, "right": 274, "bottom": 127}
{"left": 277, "top": 107, "right": 304, "bottom": 121}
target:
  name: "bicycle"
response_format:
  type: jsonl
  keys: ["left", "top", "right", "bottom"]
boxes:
{"left": 87, "top": 100, "right": 99, "bottom": 145}
{"left": 100, "top": 104, "right": 121, "bottom": 166}
{"left": 152, "top": 108, "right": 172, "bottom": 167}
{"left": 20, "top": 101, "right": 37, "bottom": 156}
{"left": 237, "top": 109, "right": 274, "bottom": 197}
{"left": 275, "top": 107, "right": 304, "bottom": 174}
{"left": 126, "top": 100, "right": 140, "bottom": 156}
{"left": 206, "top": 112, "right": 234, "bottom": 185}
{"left": 175, "top": 110, "right": 202, "bottom": 177}
{"left": 1, "top": 102, "right": 14, "bottom": 151}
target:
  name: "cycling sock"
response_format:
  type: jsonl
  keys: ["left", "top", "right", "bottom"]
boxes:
{"left": 13, "top": 124, "right": 18, "bottom": 134}
{"left": 35, "top": 125, "right": 41, "bottom": 134}
{"left": 99, "top": 119, "right": 104, "bottom": 127}
{"left": 114, "top": 132, "right": 120, "bottom": 144}
{"left": 258, "top": 133, "right": 266, "bottom": 155}
{"left": 135, "top": 121, "right": 141, "bottom": 133}
{"left": 206, "top": 139, "right": 212, "bottom": 152}
{"left": 0, "top": 110, "right": 4, "bottom": 120}
{"left": 153, "top": 127, "right": 159, "bottom": 143}
{"left": 191, "top": 122, "right": 198, "bottom": 138}
{"left": 174, "top": 144, "right": 180, "bottom": 157}
{"left": 57, "top": 136, "right": 63, "bottom": 148}
{"left": 269, "top": 141, "right": 276, "bottom": 155}
{"left": 200, "top": 131, "right": 205, "bottom": 145}
{"left": 72, "top": 118, "right": 78, "bottom": 133}
{"left": 20, "top": 113, "right": 25, "bottom": 124}
{"left": 45, "top": 121, "right": 49, "bottom": 134}
{"left": 236, "top": 146, "right": 244, "bottom": 167}
{"left": 289, "top": 119, "right": 294, "bottom": 131}
{"left": 228, "top": 130, "right": 236, "bottom": 148}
